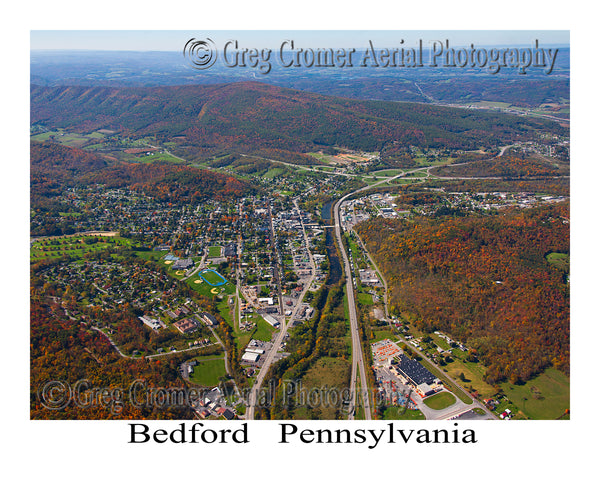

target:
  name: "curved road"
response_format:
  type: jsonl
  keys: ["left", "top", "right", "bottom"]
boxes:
{"left": 329, "top": 151, "right": 518, "bottom": 420}
{"left": 172, "top": 143, "right": 543, "bottom": 420}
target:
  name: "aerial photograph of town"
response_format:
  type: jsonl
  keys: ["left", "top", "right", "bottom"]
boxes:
{"left": 29, "top": 28, "right": 571, "bottom": 425}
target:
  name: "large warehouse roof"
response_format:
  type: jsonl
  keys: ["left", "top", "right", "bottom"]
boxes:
{"left": 395, "top": 354, "right": 438, "bottom": 386}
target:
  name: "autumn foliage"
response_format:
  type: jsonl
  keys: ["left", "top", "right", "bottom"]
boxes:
{"left": 31, "top": 82, "right": 567, "bottom": 163}
{"left": 432, "top": 155, "right": 565, "bottom": 178}
{"left": 30, "top": 300, "right": 195, "bottom": 419}
{"left": 31, "top": 141, "right": 256, "bottom": 206}
{"left": 356, "top": 203, "right": 569, "bottom": 384}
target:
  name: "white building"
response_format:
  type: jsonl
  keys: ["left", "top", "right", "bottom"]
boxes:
{"left": 262, "top": 314, "right": 280, "bottom": 327}
{"left": 241, "top": 352, "right": 260, "bottom": 362}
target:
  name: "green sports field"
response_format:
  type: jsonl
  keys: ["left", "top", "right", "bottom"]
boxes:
{"left": 188, "top": 356, "right": 227, "bottom": 387}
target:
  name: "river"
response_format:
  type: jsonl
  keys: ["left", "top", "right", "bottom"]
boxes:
{"left": 321, "top": 199, "right": 342, "bottom": 286}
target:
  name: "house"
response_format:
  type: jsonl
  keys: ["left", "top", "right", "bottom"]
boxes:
{"left": 197, "top": 408, "right": 211, "bottom": 419}
{"left": 500, "top": 409, "right": 512, "bottom": 420}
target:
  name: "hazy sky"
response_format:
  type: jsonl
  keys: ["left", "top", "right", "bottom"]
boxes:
{"left": 31, "top": 30, "right": 569, "bottom": 51}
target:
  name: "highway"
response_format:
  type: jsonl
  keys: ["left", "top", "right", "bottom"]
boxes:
{"left": 332, "top": 167, "right": 431, "bottom": 420}
{"left": 328, "top": 157, "right": 498, "bottom": 419}
{"left": 248, "top": 146, "right": 522, "bottom": 420}
{"left": 333, "top": 195, "right": 372, "bottom": 419}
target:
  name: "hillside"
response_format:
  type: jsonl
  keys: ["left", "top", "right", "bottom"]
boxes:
{"left": 30, "top": 299, "right": 195, "bottom": 420}
{"left": 30, "top": 82, "right": 567, "bottom": 164}
{"left": 355, "top": 203, "right": 569, "bottom": 385}
{"left": 31, "top": 141, "right": 256, "bottom": 205}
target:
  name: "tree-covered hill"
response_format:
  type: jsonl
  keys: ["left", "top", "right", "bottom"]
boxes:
{"left": 31, "top": 141, "right": 256, "bottom": 206}
{"left": 31, "top": 82, "right": 567, "bottom": 164}
{"left": 355, "top": 203, "right": 569, "bottom": 385}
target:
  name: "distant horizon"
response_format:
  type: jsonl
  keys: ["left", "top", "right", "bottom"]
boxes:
{"left": 30, "top": 30, "right": 570, "bottom": 52}
{"left": 31, "top": 44, "right": 571, "bottom": 52}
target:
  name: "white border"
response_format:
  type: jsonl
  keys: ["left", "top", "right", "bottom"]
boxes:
{"left": 4, "top": 1, "right": 596, "bottom": 477}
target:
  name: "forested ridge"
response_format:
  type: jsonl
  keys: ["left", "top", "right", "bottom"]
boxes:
{"left": 356, "top": 203, "right": 569, "bottom": 384}
{"left": 31, "top": 82, "right": 567, "bottom": 164}
{"left": 31, "top": 141, "right": 255, "bottom": 205}
{"left": 30, "top": 300, "right": 195, "bottom": 419}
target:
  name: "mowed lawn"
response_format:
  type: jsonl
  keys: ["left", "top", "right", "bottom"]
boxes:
{"left": 31, "top": 235, "right": 131, "bottom": 261}
{"left": 251, "top": 315, "right": 276, "bottom": 342}
{"left": 423, "top": 391, "right": 457, "bottom": 410}
{"left": 188, "top": 356, "right": 227, "bottom": 387}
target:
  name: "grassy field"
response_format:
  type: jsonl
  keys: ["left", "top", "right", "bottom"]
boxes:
{"left": 470, "top": 101, "right": 513, "bottom": 108}
{"left": 431, "top": 333, "right": 451, "bottom": 351}
{"left": 251, "top": 315, "right": 276, "bottom": 342}
{"left": 217, "top": 298, "right": 235, "bottom": 328}
{"left": 133, "top": 250, "right": 165, "bottom": 262}
{"left": 188, "top": 356, "right": 227, "bottom": 387}
{"left": 292, "top": 357, "right": 352, "bottom": 419}
{"left": 546, "top": 252, "right": 569, "bottom": 271}
{"left": 382, "top": 405, "right": 425, "bottom": 420}
{"left": 499, "top": 368, "right": 569, "bottom": 419}
{"left": 199, "top": 269, "right": 228, "bottom": 286}
{"left": 262, "top": 167, "right": 288, "bottom": 178}
{"left": 31, "top": 128, "right": 186, "bottom": 164}
{"left": 31, "top": 235, "right": 131, "bottom": 262}
{"left": 371, "top": 168, "right": 405, "bottom": 177}
{"left": 404, "top": 170, "right": 428, "bottom": 177}
{"left": 423, "top": 391, "right": 457, "bottom": 410}
{"left": 442, "top": 355, "right": 497, "bottom": 398}
{"left": 126, "top": 151, "right": 185, "bottom": 164}
{"left": 412, "top": 155, "right": 456, "bottom": 167}
{"left": 308, "top": 152, "right": 335, "bottom": 164}
{"left": 388, "top": 177, "right": 426, "bottom": 185}
{"left": 312, "top": 165, "right": 336, "bottom": 172}
{"left": 186, "top": 276, "right": 235, "bottom": 298}
{"left": 359, "top": 175, "right": 384, "bottom": 185}
{"left": 370, "top": 328, "right": 398, "bottom": 343}
{"left": 31, "top": 129, "right": 108, "bottom": 148}
{"left": 357, "top": 292, "right": 374, "bottom": 306}
{"left": 30, "top": 131, "right": 55, "bottom": 142}
{"left": 207, "top": 246, "right": 223, "bottom": 258}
